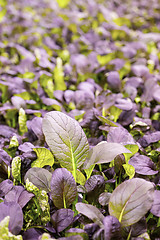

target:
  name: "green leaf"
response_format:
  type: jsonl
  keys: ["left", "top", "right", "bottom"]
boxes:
{"left": 0, "top": 8, "right": 6, "bottom": 22}
{"left": 53, "top": 58, "right": 66, "bottom": 90}
{"left": 0, "top": 83, "right": 8, "bottom": 103}
{"left": 97, "top": 53, "right": 115, "bottom": 66}
{"left": 11, "top": 156, "right": 21, "bottom": 183}
{"left": 123, "top": 163, "right": 135, "bottom": 179}
{"left": 9, "top": 136, "right": 19, "bottom": 149}
{"left": 0, "top": 216, "right": 23, "bottom": 240}
{"left": 39, "top": 74, "right": 54, "bottom": 98}
{"left": 56, "top": 0, "right": 70, "bottom": 8}
{"left": 109, "top": 178, "right": 154, "bottom": 227}
{"left": 40, "top": 233, "right": 53, "bottom": 240}
{"left": 123, "top": 144, "right": 139, "bottom": 163}
{"left": 66, "top": 228, "right": 89, "bottom": 240}
{"left": 42, "top": 111, "right": 89, "bottom": 181}
{"left": 138, "top": 232, "right": 151, "bottom": 240}
{"left": 24, "top": 167, "right": 52, "bottom": 192}
{"left": 84, "top": 164, "right": 95, "bottom": 180}
{"left": 25, "top": 179, "right": 50, "bottom": 225}
{"left": 97, "top": 115, "right": 118, "bottom": 127}
{"left": 18, "top": 108, "right": 28, "bottom": 135}
{"left": 109, "top": 106, "right": 122, "bottom": 122}
{"left": 76, "top": 170, "right": 86, "bottom": 185}
{"left": 0, "top": 0, "right": 7, "bottom": 7}
{"left": 6, "top": 136, "right": 19, "bottom": 158}
{"left": 76, "top": 203, "right": 104, "bottom": 227}
{"left": 15, "top": 92, "right": 30, "bottom": 100}
{"left": 31, "top": 148, "right": 54, "bottom": 168}
{"left": 83, "top": 142, "right": 131, "bottom": 169}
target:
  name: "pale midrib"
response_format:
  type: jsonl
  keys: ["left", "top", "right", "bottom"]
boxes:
{"left": 118, "top": 183, "right": 143, "bottom": 223}
{"left": 69, "top": 138, "right": 76, "bottom": 182}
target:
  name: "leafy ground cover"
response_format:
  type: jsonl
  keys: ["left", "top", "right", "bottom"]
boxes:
{"left": 0, "top": 0, "right": 160, "bottom": 239}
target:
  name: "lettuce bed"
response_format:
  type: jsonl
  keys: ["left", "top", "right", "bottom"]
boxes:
{"left": 0, "top": 0, "right": 160, "bottom": 239}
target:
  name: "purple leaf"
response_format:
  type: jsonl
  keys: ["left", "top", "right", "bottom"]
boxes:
{"left": 85, "top": 175, "right": 105, "bottom": 203}
{"left": 115, "top": 98, "right": 133, "bottom": 111}
{"left": 109, "top": 178, "right": 154, "bottom": 227}
{"left": 107, "top": 71, "right": 121, "bottom": 92}
{"left": 131, "top": 65, "right": 149, "bottom": 77}
{"left": 138, "top": 131, "right": 160, "bottom": 148}
{"left": 5, "top": 185, "right": 34, "bottom": 208}
{"left": 0, "top": 179, "right": 13, "bottom": 197}
{"left": 0, "top": 149, "right": 12, "bottom": 165}
{"left": 150, "top": 190, "right": 160, "bottom": 217}
{"left": 129, "top": 155, "right": 158, "bottom": 175}
{"left": 51, "top": 168, "right": 77, "bottom": 209}
{"left": 51, "top": 209, "right": 74, "bottom": 232}
{"left": 24, "top": 167, "right": 52, "bottom": 192}
{"left": 18, "top": 142, "right": 35, "bottom": 153}
{"left": 0, "top": 202, "right": 23, "bottom": 234}
{"left": 107, "top": 127, "right": 135, "bottom": 145}
{"left": 29, "top": 117, "right": 44, "bottom": 142}
{"left": 103, "top": 216, "right": 121, "bottom": 240}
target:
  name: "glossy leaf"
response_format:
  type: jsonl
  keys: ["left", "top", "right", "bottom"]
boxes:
{"left": 31, "top": 147, "right": 54, "bottom": 168}
{"left": 109, "top": 178, "right": 154, "bottom": 227}
{"left": 24, "top": 167, "right": 52, "bottom": 192}
{"left": 50, "top": 168, "right": 77, "bottom": 209}
{"left": 42, "top": 111, "right": 89, "bottom": 181}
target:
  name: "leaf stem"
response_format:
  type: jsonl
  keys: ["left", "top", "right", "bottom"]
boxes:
{"left": 99, "top": 164, "right": 102, "bottom": 172}
{"left": 63, "top": 193, "right": 67, "bottom": 208}
{"left": 126, "top": 228, "right": 132, "bottom": 240}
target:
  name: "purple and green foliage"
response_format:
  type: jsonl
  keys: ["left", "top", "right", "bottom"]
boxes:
{"left": 0, "top": 0, "right": 160, "bottom": 239}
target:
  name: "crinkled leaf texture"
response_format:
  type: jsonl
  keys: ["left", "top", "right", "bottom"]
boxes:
{"left": 109, "top": 178, "right": 154, "bottom": 227}
{"left": 0, "top": 202, "right": 23, "bottom": 235}
{"left": 51, "top": 168, "right": 77, "bottom": 209}
{"left": 51, "top": 209, "right": 74, "bottom": 232}
{"left": 42, "top": 111, "right": 89, "bottom": 181}
{"left": 76, "top": 203, "right": 104, "bottom": 227}
{"left": 24, "top": 167, "right": 52, "bottom": 192}
{"left": 31, "top": 147, "right": 54, "bottom": 168}
{"left": 103, "top": 216, "right": 121, "bottom": 240}
{"left": 83, "top": 142, "right": 131, "bottom": 169}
